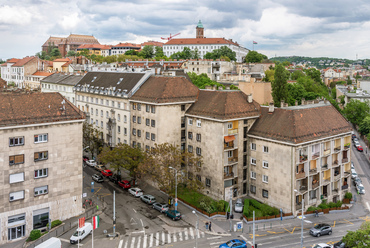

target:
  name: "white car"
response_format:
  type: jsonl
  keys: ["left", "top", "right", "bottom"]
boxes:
{"left": 351, "top": 169, "right": 358, "bottom": 179}
{"left": 312, "top": 244, "right": 333, "bottom": 248}
{"left": 356, "top": 183, "right": 365, "bottom": 194}
{"left": 354, "top": 141, "right": 360, "bottom": 147}
{"left": 351, "top": 162, "right": 354, "bottom": 170}
{"left": 234, "top": 199, "right": 244, "bottom": 213}
{"left": 86, "top": 160, "right": 97, "bottom": 167}
{"left": 128, "top": 187, "right": 143, "bottom": 197}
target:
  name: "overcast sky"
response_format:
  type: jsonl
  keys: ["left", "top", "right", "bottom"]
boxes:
{"left": 1, "top": 0, "right": 370, "bottom": 61}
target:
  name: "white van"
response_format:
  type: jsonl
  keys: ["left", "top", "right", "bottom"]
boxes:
{"left": 70, "top": 222, "right": 92, "bottom": 244}
{"left": 35, "top": 237, "right": 61, "bottom": 248}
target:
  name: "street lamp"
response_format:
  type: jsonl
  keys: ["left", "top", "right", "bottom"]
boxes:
{"left": 169, "top": 166, "right": 178, "bottom": 211}
{"left": 294, "top": 189, "right": 304, "bottom": 248}
{"left": 192, "top": 210, "right": 198, "bottom": 248}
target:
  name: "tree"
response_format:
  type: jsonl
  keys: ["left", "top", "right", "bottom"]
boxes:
{"left": 244, "top": 51, "right": 267, "bottom": 63}
{"left": 304, "top": 68, "right": 322, "bottom": 84}
{"left": 359, "top": 116, "right": 370, "bottom": 136}
{"left": 271, "top": 64, "right": 288, "bottom": 107}
{"left": 170, "top": 47, "right": 200, "bottom": 60}
{"left": 98, "top": 143, "right": 144, "bottom": 181}
{"left": 35, "top": 51, "right": 47, "bottom": 60}
{"left": 138, "top": 45, "right": 154, "bottom": 59}
{"left": 83, "top": 122, "right": 103, "bottom": 159}
{"left": 50, "top": 48, "right": 61, "bottom": 57}
{"left": 342, "top": 221, "right": 370, "bottom": 247}
{"left": 125, "top": 49, "right": 138, "bottom": 56}
{"left": 343, "top": 100, "right": 370, "bottom": 126}
{"left": 263, "top": 69, "right": 275, "bottom": 82}
{"left": 290, "top": 70, "right": 305, "bottom": 80}
{"left": 155, "top": 46, "right": 164, "bottom": 58}
{"left": 138, "top": 143, "right": 202, "bottom": 195}
{"left": 77, "top": 49, "right": 89, "bottom": 57}
{"left": 204, "top": 46, "right": 236, "bottom": 61}
{"left": 67, "top": 50, "right": 76, "bottom": 57}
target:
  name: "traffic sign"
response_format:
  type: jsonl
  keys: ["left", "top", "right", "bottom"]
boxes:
{"left": 82, "top": 193, "right": 87, "bottom": 198}
{"left": 175, "top": 198, "right": 178, "bottom": 203}
{"left": 237, "top": 221, "right": 243, "bottom": 229}
{"left": 175, "top": 202, "right": 178, "bottom": 207}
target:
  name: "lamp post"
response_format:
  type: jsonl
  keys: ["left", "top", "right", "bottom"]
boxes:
{"left": 192, "top": 210, "right": 198, "bottom": 248}
{"left": 169, "top": 166, "right": 178, "bottom": 211}
{"left": 294, "top": 189, "right": 304, "bottom": 248}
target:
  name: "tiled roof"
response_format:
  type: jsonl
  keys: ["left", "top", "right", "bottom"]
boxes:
{"left": 186, "top": 90, "right": 260, "bottom": 120}
{"left": 12, "top": 56, "right": 36, "bottom": 67}
{"left": 42, "top": 36, "right": 65, "bottom": 47}
{"left": 77, "top": 72, "right": 147, "bottom": 93}
{"left": 141, "top": 41, "right": 163, "bottom": 47}
{"left": 130, "top": 76, "right": 199, "bottom": 104}
{"left": 77, "top": 44, "right": 111, "bottom": 50}
{"left": 113, "top": 42, "right": 141, "bottom": 48}
{"left": 62, "top": 61, "right": 72, "bottom": 67}
{"left": 53, "top": 58, "right": 71, "bottom": 62}
{"left": 0, "top": 92, "right": 85, "bottom": 127}
{"left": 2, "top": 58, "right": 20, "bottom": 66}
{"left": 248, "top": 103, "right": 352, "bottom": 144}
{"left": 41, "top": 74, "right": 83, "bottom": 86}
{"left": 32, "top": 71, "right": 54, "bottom": 77}
{"left": 165, "top": 38, "right": 240, "bottom": 46}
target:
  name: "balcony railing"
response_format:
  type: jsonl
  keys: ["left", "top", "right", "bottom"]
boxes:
{"left": 298, "top": 185, "right": 307, "bottom": 193}
{"left": 299, "top": 155, "right": 308, "bottom": 162}
{"left": 322, "top": 178, "right": 331, "bottom": 184}
{"left": 296, "top": 172, "right": 306, "bottom": 180}
{"left": 312, "top": 152, "right": 320, "bottom": 159}
{"left": 334, "top": 174, "right": 341, "bottom": 181}
{"left": 321, "top": 164, "right": 328, "bottom": 170}
{"left": 312, "top": 181, "right": 319, "bottom": 189}
{"left": 344, "top": 171, "right": 351, "bottom": 176}
{"left": 228, "top": 157, "right": 238, "bottom": 164}
{"left": 228, "top": 129, "right": 238, "bottom": 135}
{"left": 323, "top": 149, "right": 331, "bottom": 156}
{"left": 309, "top": 168, "right": 317, "bottom": 175}
{"left": 342, "top": 184, "right": 349, "bottom": 190}
{"left": 224, "top": 143, "right": 235, "bottom": 150}
{"left": 309, "top": 198, "right": 317, "bottom": 205}
{"left": 332, "top": 188, "right": 339, "bottom": 193}
{"left": 224, "top": 172, "right": 234, "bottom": 179}
{"left": 343, "top": 145, "right": 350, "bottom": 150}
{"left": 342, "top": 158, "right": 349, "bottom": 163}
{"left": 334, "top": 146, "right": 341, "bottom": 152}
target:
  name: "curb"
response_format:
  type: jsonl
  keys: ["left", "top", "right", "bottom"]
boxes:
{"left": 204, "top": 231, "right": 231, "bottom": 237}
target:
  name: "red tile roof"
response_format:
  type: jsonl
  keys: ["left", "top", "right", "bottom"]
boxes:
{"left": 186, "top": 90, "right": 260, "bottom": 120}
{"left": 53, "top": 58, "right": 71, "bottom": 62}
{"left": 0, "top": 92, "right": 85, "bottom": 127}
{"left": 12, "top": 56, "right": 36, "bottom": 67}
{"left": 32, "top": 71, "right": 54, "bottom": 77}
{"left": 1, "top": 58, "right": 20, "bottom": 66}
{"left": 165, "top": 38, "right": 240, "bottom": 46}
{"left": 130, "top": 76, "right": 199, "bottom": 104}
{"left": 113, "top": 42, "right": 141, "bottom": 48}
{"left": 141, "top": 41, "right": 163, "bottom": 47}
{"left": 77, "top": 44, "right": 111, "bottom": 50}
{"left": 62, "top": 61, "right": 72, "bottom": 67}
{"left": 248, "top": 104, "right": 352, "bottom": 144}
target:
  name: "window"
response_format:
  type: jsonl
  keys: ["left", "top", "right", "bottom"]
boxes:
{"left": 106, "top": 111, "right": 109, "bottom": 118}
{"left": 91, "top": 108, "right": 93, "bottom": 115}
{"left": 146, "top": 104, "right": 150, "bottom": 112}
{"left": 251, "top": 158, "right": 256, "bottom": 165}
{"left": 8, "top": 214, "right": 26, "bottom": 239}
{"left": 196, "top": 175, "right": 201, "bottom": 182}
{"left": 196, "top": 120, "right": 201, "bottom": 127}
{"left": 145, "top": 145, "right": 150, "bottom": 151}
{"left": 106, "top": 100, "right": 109, "bottom": 106}
{"left": 243, "top": 168, "right": 247, "bottom": 180}
{"left": 188, "top": 145, "right": 193, "bottom": 153}
{"left": 151, "top": 133, "right": 155, "bottom": 141}
{"left": 9, "top": 172, "right": 24, "bottom": 184}
{"left": 34, "top": 134, "right": 48, "bottom": 143}
{"left": 101, "top": 110, "right": 103, "bottom": 117}
{"left": 146, "top": 118, "right": 150, "bottom": 126}
{"left": 132, "top": 141, "right": 136, "bottom": 147}
{"left": 250, "top": 185, "right": 256, "bottom": 194}
{"left": 151, "top": 106, "right": 155, "bottom": 113}
{"left": 34, "top": 168, "right": 48, "bottom": 178}
{"left": 251, "top": 171, "right": 256, "bottom": 179}
{"left": 9, "top": 190, "right": 24, "bottom": 201}
{"left": 188, "top": 119, "right": 193, "bottom": 125}
{"left": 138, "top": 130, "right": 141, "bottom": 137}
{"left": 124, "top": 115, "right": 127, "bottom": 123}
{"left": 188, "top": 132, "right": 193, "bottom": 139}
{"left": 138, "top": 117, "right": 141, "bottom": 124}
{"left": 100, "top": 99, "right": 103, "bottom": 105}
{"left": 196, "top": 147, "right": 201, "bottom": 155}
{"left": 9, "top": 137, "right": 24, "bottom": 147}
{"left": 262, "top": 189, "right": 269, "bottom": 198}
{"left": 138, "top": 104, "right": 141, "bottom": 111}
{"left": 34, "top": 151, "right": 48, "bottom": 161}
{"left": 96, "top": 120, "right": 98, "bottom": 127}
{"left": 91, "top": 118, "right": 94, "bottom": 124}
{"left": 262, "top": 175, "right": 268, "bottom": 183}
{"left": 34, "top": 186, "right": 48, "bottom": 196}
{"left": 33, "top": 209, "right": 49, "bottom": 230}
{"left": 206, "top": 178, "right": 211, "bottom": 187}
{"left": 196, "top": 133, "right": 201, "bottom": 142}
{"left": 132, "top": 128, "right": 136, "bottom": 136}
{"left": 181, "top": 105, "right": 185, "bottom": 111}
{"left": 9, "top": 154, "right": 24, "bottom": 165}
{"left": 118, "top": 114, "right": 121, "bottom": 121}
{"left": 227, "top": 123, "right": 233, "bottom": 129}
{"left": 101, "top": 121, "right": 103, "bottom": 128}
{"left": 124, "top": 128, "right": 127, "bottom": 135}
{"left": 251, "top": 143, "right": 256, "bottom": 150}
{"left": 133, "top": 116, "right": 136, "bottom": 123}
{"left": 118, "top": 126, "right": 121, "bottom": 133}
{"left": 263, "top": 161, "right": 269, "bottom": 169}
{"left": 146, "top": 132, "right": 150, "bottom": 140}
{"left": 227, "top": 150, "right": 233, "bottom": 158}
{"left": 112, "top": 101, "right": 115, "bottom": 107}
{"left": 310, "top": 190, "right": 317, "bottom": 199}
{"left": 96, "top": 98, "right": 98, "bottom": 104}
{"left": 263, "top": 146, "right": 269, "bottom": 153}
{"left": 96, "top": 109, "right": 98, "bottom": 116}
{"left": 151, "top": 120, "right": 155, "bottom": 127}
{"left": 133, "top": 103, "right": 137, "bottom": 110}
{"left": 117, "top": 102, "right": 121, "bottom": 108}
{"left": 118, "top": 138, "right": 121, "bottom": 143}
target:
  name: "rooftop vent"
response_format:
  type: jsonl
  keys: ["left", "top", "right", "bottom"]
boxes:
{"left": 117, "top": 78, "right": 123, "bottom": 85}
{"left": 91, "top": 76, "right": 97, "bottom": 82}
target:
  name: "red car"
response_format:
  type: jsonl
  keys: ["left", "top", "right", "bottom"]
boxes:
{"left": 118, "top": 180, "right": 131, "bottom": 189}
{"left": 357, "top": 145, "right": 363, "bottom": 152}
{"left": 101, "top": 169, "right": 113, "bottom": 177}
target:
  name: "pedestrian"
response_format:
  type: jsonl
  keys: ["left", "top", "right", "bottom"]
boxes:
{"left": 315, "top": 209, "right": 318, "bottom": 217}
{"left": 209, "top": 221, "right": 212, "bottom": 232}
{"left": 205, "top": 222, "right": 209, "bottom": 230}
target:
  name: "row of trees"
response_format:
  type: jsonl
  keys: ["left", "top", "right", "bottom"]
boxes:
{"left": 187, "top": 72, "right": 239, "bottom": 90}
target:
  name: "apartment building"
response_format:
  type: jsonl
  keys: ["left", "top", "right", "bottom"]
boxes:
{"left": 182, "top": 59, "right": 233, "bottom": 81}
{"left": 129, "top": 75, "right": 199, "bottom": 150}
{"left": 247, "top": 102, "right": 352, "bottom": 213}
{"left": 185, "top": 90, "right": 260, "bottom": 200}
{"left": 24, "top": 71, "right": 54, "bottom": 90}
{"left": 74, "top": 71, "right": 153, "bottom": 147}
{"left": 0, "top": 92, "right": 85, "bottom": 245}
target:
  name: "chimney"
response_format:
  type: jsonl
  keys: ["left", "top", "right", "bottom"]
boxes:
{"left": 248, "top": 94, "right": 253, "bottom": 103}
{"left": 226, "top": 86, "right": 230, "bottom": 90}
{"left": 218, "top": 86, "right": 223, "bottom": 90}
{"left": 301, "top": 98, "right": 305, "bottom": 105}
{"left": 205, "top": 85, "right": 212, "bottom": 90}
{"left": 269, "top": 102, "right": 274, "bottom": 113}
{"left": 281, "top": 100, "right": 285, "bottom": 107}
{"left": 295, "top": 100, "right": 298, "bottom": 106}
{"left": 212, "top": 85, "right": 217, "bottom": 90}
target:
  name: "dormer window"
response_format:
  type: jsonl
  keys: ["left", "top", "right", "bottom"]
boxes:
{"left": 91, "top": 76, "right": 97, "bottom": 82}
{"left": 117, "top": 78, "right": 123, "bottom": 84}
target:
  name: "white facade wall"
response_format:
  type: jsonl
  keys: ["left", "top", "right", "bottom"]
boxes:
{"left": 41, "top": 83, "right": 76, "bottom": 105}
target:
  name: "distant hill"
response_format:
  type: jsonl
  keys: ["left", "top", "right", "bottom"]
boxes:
{"left": 270, "top": 56, "right": 369, "bottom": 69}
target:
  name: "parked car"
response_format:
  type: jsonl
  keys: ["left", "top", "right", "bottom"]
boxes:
{"left": 353, "top": 177, "right": 362, "bottom": 186}
{"left": 357, "top": 145, "right": 364, "bottom": 152}
{"left": 140, "top": 195, "right": 156, "bottom": 205}
{"left": 128, "top": 187, "right": 143, "bottom": 197}
{"left": 83, "top": 156, "right": 89, "bottom": 162}
{"left": 309, "top": 223, "right": 332, "bottom": 237}
{"left": 219, "top": 239, "right": 247, "bottom": 248}
{"left": 234, "top": 199, "right": 244, "bottom": 213}
{"left": 351, "top": 162, "right": 354, "bottom": 170}
{"left": 333, "top": 240, "right": 346, "bottom": 248}
{"left": 353, "top": 137, "right": 359, "bottom": 143}
{"left": 351, "top": 169, "right": 358, "bottom": 179}
{"left": 118, "top": 180, "right": 131, "bottom": 189}
{"left": 352, "top": 134, "right": 357, "bottom": 140}
{"left": 101, "top": 169, "right": 113, "bottom": 177}
{"left": 165, "top": 210, "right": 182, "bottom": 221}
{"left": 313, "top": 244, "right": 333, "bottom": 248}
{"left": 70, "top": 222, "right": 92, "bottom": 244}
{"left": 86, "top": 160, "right": 97, "bottom": 167}
{"left": 108, "top": 174, "right": 120, "bottom": 184}
{"left": 354, "top": 141, "right": 360, "bottom": 147}
{"left": 152, "top": 202, "right": 169, "bottom": 213}
{"left": 94, "top": 164, "right": 107, "bottom": 172}
{"left": 356, "top": 183, "right": 366, "bottom": 194}
{"left": 92, "top": 174, "right": 104, "bottom": 183}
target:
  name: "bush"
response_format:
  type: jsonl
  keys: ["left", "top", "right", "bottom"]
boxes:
{"left": 307, "top": 206, "right": 319, "bottom": 211}
{"left": 49, "top": 220, "right": 62, "bottom": 229}
{"left": 199, "top": 196, "right": 216, "bottom": 213}
{"left": 215, "top": 200, "right": 228, "bottom": 212}
{"left": 243, "top": 199, "right": 250, "bottom": 217}
{"left": 249, "top": 199, "right": 279, "bottom": 216}
{"left": 345, "top": 192, "right": 352, "bottom": 199}
{"left": 27, "top": 229, "right": 41, "bottom": 241}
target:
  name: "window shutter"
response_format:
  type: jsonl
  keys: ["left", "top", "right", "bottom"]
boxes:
{"left": 15, "top": 155, "right": 24, "bottom": 164}
{"left": 34, "top": 152, "right": 39, "bottom": 160}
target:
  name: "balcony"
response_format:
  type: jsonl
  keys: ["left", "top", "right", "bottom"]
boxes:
{"left": 309, "top": 168, "right": 317, "bottom": 175}
{"left": 344, "top": 170, "right": 351, "bottom": 177}
{"left": 228, "top": 157, "right": 238, "bottom": 165}
{"left": 321, "top": 164, "right": 329, "bottom": 171}
{"left": 296, "top": 171, "right": 306, "bottom": 180}
{"left": 332, "top": 188, "right": 339, "bottom": 194}
{"left": 343, "top": 144, "right": 350, "bottom": 150}
{"left": 312, "top": 152, "right": 320, "bottom": 160}
{"left": 334, "top": 146, "right": 341, "bottom": 153}
{"left": 224, "top": 172, "right": 234, "bottom": 179}
{"left": 323, "top": 149, "right": 331, "bottom": 156}
{"left": 228, "top": 129, "right": 238, "bottom": 135}
{"left": 342, "top": 184, "right": 349, "bottom": 190}
{"left": 312, "top": 181, "right": 319, "bottom": 189}
{"left": 309, "top": 198, "right": 318, "bottom": 205}
{"left": 298, "top": 185, "right": 307, "bottom": 193}
{"left": 332, "top": 160, "right": 339, "bottom": 167}
{"left": 299, "top": 155, "right": 308, "bottom": 163}
{"left": 342, "top": 158, "right": 349, "bottom": 163}
{"left": 224, "top": 143, "right": 235, "bottom": 150}
{"left": 322, "top": 177, "right": 331, "bottom": 185}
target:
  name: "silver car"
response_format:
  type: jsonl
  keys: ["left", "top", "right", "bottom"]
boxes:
{"left": 140, "top": 195, "right": 156, "bottom": 205}
{"left": 152, "top": 202, "right": 169, "bottom": 213}
{"left": 128, "top": 187, "right": 143, "bottom": 197}
{"left": 234, "top": 199, "right": 243, "bottom": 213}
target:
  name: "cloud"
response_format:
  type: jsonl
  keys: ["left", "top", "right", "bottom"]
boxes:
{"left": 0, "top": 5, "right": 33, "bottom": 25}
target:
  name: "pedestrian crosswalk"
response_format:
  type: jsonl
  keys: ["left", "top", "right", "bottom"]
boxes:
{"left": 118, "top": 227, "right": 206, "bottom": 248}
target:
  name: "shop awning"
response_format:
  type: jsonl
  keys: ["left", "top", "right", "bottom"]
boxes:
{"left": 224, "top": 135, "right": 235, "bottom": 143}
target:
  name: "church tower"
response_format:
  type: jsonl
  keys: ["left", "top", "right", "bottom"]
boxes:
{"left": 196, "top": 20, "right": 204, "bottom": 38}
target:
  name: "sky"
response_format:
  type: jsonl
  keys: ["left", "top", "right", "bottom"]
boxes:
{"left": 1, "top": 0, "right": 370, "bottom": 61}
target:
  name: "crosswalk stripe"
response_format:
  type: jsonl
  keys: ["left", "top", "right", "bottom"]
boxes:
{"left": 162, "top": 232, "right": 165, "bottom": 245}
{"left": 143, "top": 234, "right": 147, "bottom": 248}
{"left": 156, "top": 232, "right": 159, "bottom": 246}
{"left": 118, "top": 240, "right": 123, "bottom": 248}
{"left": 167, "top": 233, "right": 171, "bottom": 244}
{"left": 173, "top": 231, "right": 177, "bottom": 242}
{"left": 137, "top": 236, "right": 141, "bottom": 248}
{"left": 124, "top": 239, "right": 128, "bottom": 248}
{"left": 178, "top": 231, "right": 183, "bottom": 241}
{"left": 201, "top": 231, "right": 205, "bottom": 238}
{"left": 149, "top": 234, "right": 153, "bottom": 248}
{"left": 189, "top": 227, "right": 194, "bottom": 239}
{"left": 130, "top": 237, "right": 135, "bottom": 248}
{"left": 184, "top": 228, "right": 189, "bottom": 240}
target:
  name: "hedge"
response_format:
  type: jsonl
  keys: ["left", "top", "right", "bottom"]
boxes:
{"left": 27, "top": 230, "right": 41, "bottom": 241}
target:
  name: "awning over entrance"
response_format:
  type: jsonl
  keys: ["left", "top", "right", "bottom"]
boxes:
{"left": 224, "top": 135, "right": 235, "bottom": 143}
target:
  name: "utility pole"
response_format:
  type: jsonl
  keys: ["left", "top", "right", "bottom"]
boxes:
{"left": 229, "top": 188, "right": 233, "bottom": 232}
{"left": 300, "top": 199, "right": 304, "bottom": 248}
{"left": 253, "top": 211, "right": 255, "bottom": 248}
{"left": 113, "top": 190, "right": 116, "bottom": 237}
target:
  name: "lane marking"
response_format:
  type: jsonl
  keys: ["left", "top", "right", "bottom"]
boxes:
{"left": 168, "top": 233, "right": 171, "bottom": 244}
{"left": 133, "top": 208, "right": 137, "bottom": 213}
{"left": 338, "top": 219, "right": 353, "bottom": 225}
{"left": 130, "top": 237, "right": 135, "bottom": 248}
{"left": 189, "top": 227, "right": 194, "bottom": 239}
{"left": 156, "top": 232, "right": 159, "bottom": 246}
{"left": 143, "top": 235, "right": 147, "bottom": 248}
{"left": 332, "top": 221, "right": 336, "bottom": 227}
{"left": 207, "top": 236, "right": 221, "bottom": 240}
{"left": 367, "top": 202, "right": 370, "bottom": 211}
{"left": 137, "top": 236, "right": 141, "bottom": 248}
{"left": 149, "top": 233, "right": 153, "bottom": 247}
{"left": 162, "top": 232, "right": 165, "bottom": 245}
{"left": 118, "top": 239, "right": 123, "bottom": 248}
{"left": 284, "top": 227, "right": 297, "bottom": 234}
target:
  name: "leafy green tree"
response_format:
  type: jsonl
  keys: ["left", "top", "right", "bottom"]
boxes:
{"left": 263, "top": 69, "right": 275, "bottom": 82}
{"left": 338, "top": 95, "right": 345, "bottom": 105}
{"left": 170, "top": 47, "right": 199, "bottom": 60}
{"left": 155, "top": 46, "right": 164, "bottom": 58}
{"left": 138, "top": 45, "right": 154, "bottom": 59}
{"left": 304, "top": 68, "right": 322, "bottom": 84}
{"left": 359, "top": 116, "right": 370, "bottom": 136}
{"left": 271, "top": 64, "right": 288, "bottom": 107}
{"left": 287, "top": 83, "right": 305, "bottom": 106}
{"left": 342, "top": 221, "right": 370, "bottom": 247}
{"left": 347, "top": 76, "right": 352, "bottom": 85}
{"left": 83, "top": 122, "right": 103, "bottom": 160}
{"left": 35, "top": 51, "right": 47, "bottom": 60}
{"left": 343, "top": 100, "right": 370, "bottom": 126}
{"left": 67, "top": 50, "right": 76, "bottom": 57}
{"left": 355, "top": 72, "right": 362, "bottom": 85}
{"left": 244, "top": 51, "right": 267, "bottom": 63}
{"left": 103, "top": 55, "right": 118, "bottom": 63}
{"left": 125, "top": 49, "right": 139, "bottom": 56}
{"left": 204, "top": 46, "right": 236, "bottom": 61}
{"left": 290, "top": 70, "right": 305, "bottom": 80}
{"left": 50, "top": 48, "right": 61, "bottom": 57}
{"left": 77, "top": 49, "right": 89, "bottom": 57}
{"left": 187, "top": 72, "right": 239, "bottom": 90}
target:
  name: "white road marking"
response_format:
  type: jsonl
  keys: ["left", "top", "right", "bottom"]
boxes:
{"left": 366, "top": 202, "right": 370, "bottom": 211}
{"left": 118, "top": 239, "right": 123, "bottom": 248}
{"left": 167, "top": 233, "right": 171, "bottom": 243}
{"left": 136, "top": 236, "right": 141, "bottom": 248}
{"left": 130, "top": 237, "right": 135, "bottom": 248}
{"left": 189, "top": 227, "right": 194, "bottom": 239}
{"left": 143, "top": 235, "right": 147, "bottom": 248}
{"left": 162, "top": 232, "right": 165, "bottom": 245}
{"left": 133, "top": 208, "right": 137, "bottom": 213}
{"left": 173, "top": 231, "right": 177, "bottom": 242}
{"left": 156, "top": 232, "right": 159, "bottom": 246}
{"left": 184, "top": 228, "right": 189, "bottom": 240}
{"left": 149, "top": 233, "right": 153, "bottom": 247}
{"left": 178, "top": 231, "right": 183, "bottom": 241}
{"left": 201, "top": 231, "right": 205, "bottom": 238}
{"left": 124, "top": 239, "right": 128, "bottom": 248}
